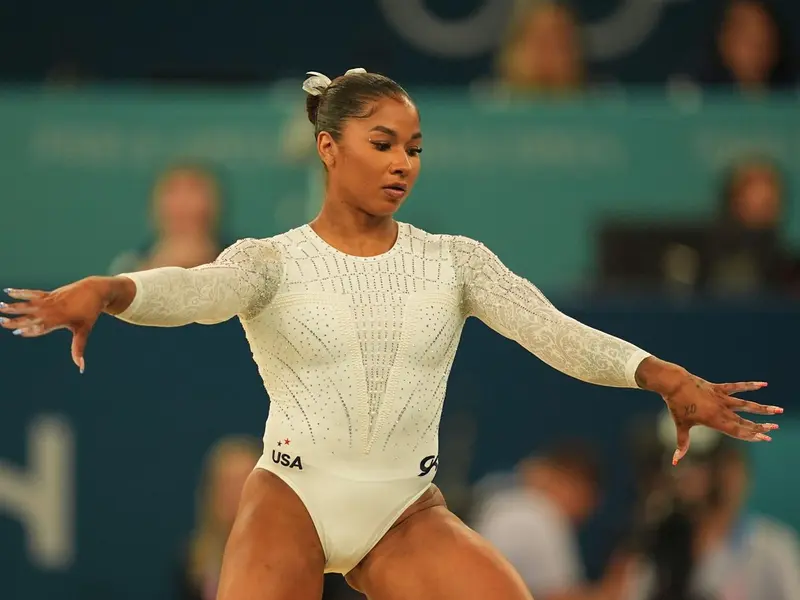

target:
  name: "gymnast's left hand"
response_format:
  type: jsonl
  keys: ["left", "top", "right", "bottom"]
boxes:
{"left": 636, "top": 357, "right": 783, "bottom": 465}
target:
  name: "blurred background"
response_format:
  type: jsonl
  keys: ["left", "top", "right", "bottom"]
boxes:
{"left": 1, "top": 0, "right": 799, "bottom": 598}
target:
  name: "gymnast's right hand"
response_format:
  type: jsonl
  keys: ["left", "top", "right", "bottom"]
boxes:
{"left": 0, "top": 277, "right": 135, "bottom": 373}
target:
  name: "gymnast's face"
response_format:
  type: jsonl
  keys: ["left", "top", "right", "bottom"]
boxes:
{"left": 320, "top": 96, "right": 422, "bottom": 217}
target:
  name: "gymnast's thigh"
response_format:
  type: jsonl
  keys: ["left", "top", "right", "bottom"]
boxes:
{"left": 216, "top": 469, "right": 326, "bottom": 600}
{"left": 346, "top": 500, "right": 533, "bottom": 600}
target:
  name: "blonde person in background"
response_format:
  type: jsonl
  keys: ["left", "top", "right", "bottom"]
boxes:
{"left": 494, "top": 0, "right": 586, "bottom": 95}
{"left": 109, "top": 162, "right": 228, "bottom": 274}
{"left": 176, "top": 436, "right": 261, "bottom": 600}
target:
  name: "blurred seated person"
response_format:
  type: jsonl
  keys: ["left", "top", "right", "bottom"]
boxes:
{"left": 472, "top": 442, "right": 629, "bottom": 600}
{"left": 493, "top": 1, "right": 586, "bottom": 96}
{"left": 687, "top": 0, "right": 797, "bottom": 93}
{"left": 176, "top": 436, "right": 261, "bottom": 600}
{"left": 597, "top": 157, "right": 797, "bottom": 295}
{"left": 109, "top": 162, "right": 227, "bottom": 274}
{"left": 622, "top": 413, "right": 800, "bottom": 600}
{"left": 698, "top": 157, "right": 796, "bottom": 295}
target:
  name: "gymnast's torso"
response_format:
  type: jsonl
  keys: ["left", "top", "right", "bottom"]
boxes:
{"left": 117, "top": 221, "right": 648, "bottom": 481}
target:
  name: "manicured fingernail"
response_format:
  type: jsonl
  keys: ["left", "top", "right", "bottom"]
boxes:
{"left": 12, "top": 329, "right": 22, "bottom": 335}
{"left": 672, "top": 451, "right": 680, "bottom": 466}
{"left": 79, "top": 358, "right": 85, "bottom": 374}
{"left": 774, "top": 407, "right": 784, "bottom": 414}
{"left": 756, "top": 433, "right": 772, "bottom": 442}
{"left": 766, "top": 423, "right": 779, "bottom": 430}
{"left": 0, "top": 302, "right": 7, "bottom": 309}
{"left": 2, "top": 288, "right": 9, "bottom": 294}
{"left": 0, "top": 317, "right": 6, "bottom": 324}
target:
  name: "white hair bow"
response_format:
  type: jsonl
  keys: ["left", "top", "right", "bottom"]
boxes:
{"left": 302, "top": 68, "right": 367, "bottom": 96}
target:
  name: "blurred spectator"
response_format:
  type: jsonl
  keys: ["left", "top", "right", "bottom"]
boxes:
{"left": 596, "top": 157, "right": 798, "bottom": 295}
{"left": 109, "top": 162, "right": 227, "bottom": 274}
{"left": 691, "top": 0, "right": 797, "bottom": 93}
{"left": 472, "top": 442, "right": 628, "bottom": 600}
{"left": 494, "top": 1, "right": 586, "bottom": 95}
{"left": 698, "top": 157, "right": 796, "bottom": 294}
{"left": 176, "top": 435, "right": 261, "bottom": 600}
{"left": 622, "top": 415, "right": 800, "bottom": 600}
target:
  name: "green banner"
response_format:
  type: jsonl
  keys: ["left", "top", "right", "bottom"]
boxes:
{"left": 2, "top": 87, "right": 798, "bottom": 290}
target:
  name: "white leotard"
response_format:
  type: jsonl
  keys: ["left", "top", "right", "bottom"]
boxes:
{"left": 116, "top": 222, "right": 650, "bottom": 571}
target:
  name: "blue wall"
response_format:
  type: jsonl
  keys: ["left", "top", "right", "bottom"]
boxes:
{"left": 1, "top": 297, "right": 797, "bottom": 600}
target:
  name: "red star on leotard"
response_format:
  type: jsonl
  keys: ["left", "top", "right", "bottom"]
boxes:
{"left": 284, "top": 438, "right": 291, "bottom": 445}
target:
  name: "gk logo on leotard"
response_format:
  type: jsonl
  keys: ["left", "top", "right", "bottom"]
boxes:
{"left": 418, "top": 455, "right": 439, "bottom": 477}
{"left": 271, "top": 450, "right": 303, "bottom": 470}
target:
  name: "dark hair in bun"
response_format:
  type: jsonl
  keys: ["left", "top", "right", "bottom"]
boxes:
{"left": 303, "top": 70, "right": 411, "bottom": 141}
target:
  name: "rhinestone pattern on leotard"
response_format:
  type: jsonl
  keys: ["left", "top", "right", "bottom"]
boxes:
{"left": 117, "top": 223, "right": 649, "bottom": 463}
{"left": 260, "top": 224, "right": 463, "bottom": 452}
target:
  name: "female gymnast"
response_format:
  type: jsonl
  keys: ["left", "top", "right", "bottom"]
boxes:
{"left": 0, "top": 68, "right": 782, "bottom": 600}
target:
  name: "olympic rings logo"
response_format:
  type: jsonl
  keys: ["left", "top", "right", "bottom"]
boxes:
{"left": 376, "top": 0, "right": 687, "bottom": 61}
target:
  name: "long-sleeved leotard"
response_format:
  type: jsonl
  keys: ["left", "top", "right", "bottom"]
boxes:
{"left": 117, "top": 222, "right": 651, "bottom": 572}
{"left": 116, "top": 240, "right": 283, "bottom": 326}
{"left": 117, "top": 223, "right": 649, "bottom": 473}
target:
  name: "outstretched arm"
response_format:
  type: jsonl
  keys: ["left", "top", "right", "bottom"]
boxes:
{"left": 113, "top": 238, "right": 283, "bottom": 327}
{"left": 452, "top": 236, "right": 782, "bottom": 462}
{"left": 1, "top": 238, "right": 282, "bottom": 372}
{"left": 452, "top": 236, "right": 649, "bottom": 388}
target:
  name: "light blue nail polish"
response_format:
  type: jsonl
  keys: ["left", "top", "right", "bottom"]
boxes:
{"left": 2, "top": 288, "right": 9, "bottom": 294}
{"left": 12, "top": 329, "right": 22, "bottom": 335}
{"left": 0, "top": 302, "right": 7, "bottom": 309}
{"left": 0, "top": 317, "right": 6, "bottom": 324}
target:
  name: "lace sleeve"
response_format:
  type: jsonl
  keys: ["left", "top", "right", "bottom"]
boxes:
{"left": 451, "top": 236, "right": 650, "bottom": 388}
{"left": 114, "top": 238, "right": 283, "bottom": 327}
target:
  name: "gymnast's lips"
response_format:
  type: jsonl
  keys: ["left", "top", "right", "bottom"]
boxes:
{"left": 382, "top": 182, "right": 407, "bottom": 200}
